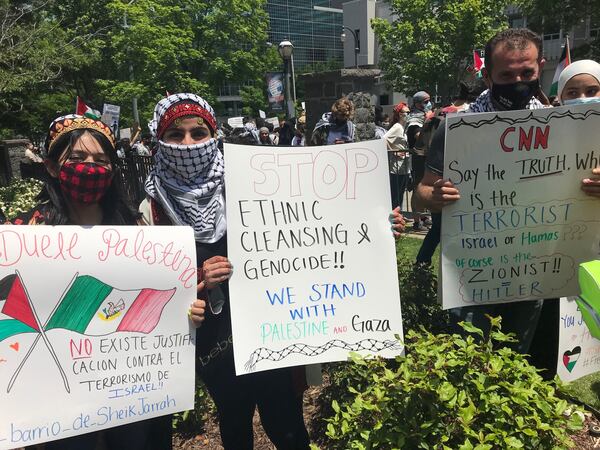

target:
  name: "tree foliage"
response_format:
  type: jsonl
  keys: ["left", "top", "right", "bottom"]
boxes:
{"left": 0, "top": 0, "right": 278, "bottom": 138}
{"left": 517, "top": 0, "right": 600, "bottom": 60}
{"left": 372, "top": 0, "right": 511, "bottom": 98}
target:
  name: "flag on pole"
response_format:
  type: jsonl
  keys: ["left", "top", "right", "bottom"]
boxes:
{"left": 44, "top": 275, "right": 176, "bottom": 336}
{"left": 0, "top": 274, "right": 40, "bottom": 341}
{"left": 76, "top": 96, "right": 102, "bottom": 120}
{"left": 550, "top": 36, "right": 571, "bottom": 97}
{"left": 473, "top": 50, "right": 484, "bottom": 73}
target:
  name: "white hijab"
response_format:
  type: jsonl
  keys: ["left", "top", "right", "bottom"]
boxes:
{"left": 557, "top": 59, "right": 600, "bottom": 103}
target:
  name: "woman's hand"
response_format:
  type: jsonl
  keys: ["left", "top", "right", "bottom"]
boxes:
{"left": 202, "top": 255, "right": 233, "bottom": 290}
{"left": 582, "top": 167, "right": 600, "bottom": 197}
{"left": 189, "top": 298, "right": 206, "bottom": 327}
{"left": 390, "top": 206, "right": 406, "bottom": 239}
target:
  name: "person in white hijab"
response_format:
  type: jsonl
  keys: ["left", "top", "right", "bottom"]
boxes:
{"left": 557, "top": 60, "right": 600, "bottom": 197}
{"left": 558, "top": 59, "right": 600, "bottom": 105}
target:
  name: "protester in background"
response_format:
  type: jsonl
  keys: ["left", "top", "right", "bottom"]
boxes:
{"left": 374, "top": 105, "right": 387, "bottom": 139}
{"left": 407, "top": 91, "right": 433, "bottom": 231}
{"left": 9, "top": 115, "right": 167, "bottom": 450}
{"left": 310, "top": 97, "right": 357, "bottom": 145}
{"left": 23, "top": 142, "right": 43, "bottom": 164}
{"left": 118, "top": 137, "right": 133, "bottom": 159}
{"left": 258, "top": 126, "right": 273, "bottom": 145}
{"left": 416, "top": 28, "right": 548, "bottom": 355}
{"left": 292, "top": 116, "right": 306, "bottom": 146}
{"left": 140, "top": 93, "right": 311, "bottom": 450}
{"left": 277, "top": 118, "right": 295, "bottom": 146}
{"left": 382, "top": 113, "right": 391, "bottom": 129}
{"left": 134, "top": 134, "right": 152, "bottom": 156}
{"left": 415, "top": 78, "right": 487, "bottom": 265}
{"left": 441, "top": 79, "right": 487, "bottom": 115}
{"left": 557, "top": 59, "right": 600, "bottom": 198}
{"left": 384, "top": 102, "right": 410, "bottom": 209}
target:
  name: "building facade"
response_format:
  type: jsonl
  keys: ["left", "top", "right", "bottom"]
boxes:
{"left": 267, "top": 0, "right": 345, "bottom": 70}
{"left": 217, "top": 0, "right": 346, "bottom": 116}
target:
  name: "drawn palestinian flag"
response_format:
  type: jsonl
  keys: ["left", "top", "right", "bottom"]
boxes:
{"left": 44, "top": 275, "right": 176, "bottom": 336}
{"left": 0, "top": 274, "right": 40, "bottom": 341}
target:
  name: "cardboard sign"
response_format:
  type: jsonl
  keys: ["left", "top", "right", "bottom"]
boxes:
{"left": 557, "top": 297, "right": 600, "bottom": 382}
{"left": 227, "top": 117, "right": 244, "bottom": 129}
{"left": 266, "top": 117, "right": 280, "bottom": 128}
{"left": 0, "top": 226, "right": 196, "bottom": 448}
{"left": 224, "top": 141, "right": 404, "bottom": 375}
{"left": 101, "top": 104, "right": 120, "bottom": 138}
{"left": 441, "top": 105, "right": 600, "bottom": 309}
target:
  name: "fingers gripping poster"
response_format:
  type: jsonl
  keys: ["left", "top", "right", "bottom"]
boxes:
{"left": 0, "top": 226, "right": 196, "bottom": 449}
{"left": 225, "top": 141, "right": 403, "bottom": 375}
{"left": 441, "top": 105, "right": 600, "bottom": 309}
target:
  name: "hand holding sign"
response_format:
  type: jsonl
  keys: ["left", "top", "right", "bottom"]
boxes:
{"left": 432, "top": 178, "right": 461, "bottom": 208}
{"left": 582, "top": 167, "right": 600, "bottom": 197}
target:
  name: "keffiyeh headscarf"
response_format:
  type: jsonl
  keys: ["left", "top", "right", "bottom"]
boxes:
{"left": 145, "top": 93, "right": 226, "bottom": 243}
{"left": 467, "top": 89, "right": 545, "bottom": 113}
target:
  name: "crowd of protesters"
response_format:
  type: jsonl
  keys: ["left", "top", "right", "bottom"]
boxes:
{"left": 5, "top": 26, "right": 600, "bottom": 450}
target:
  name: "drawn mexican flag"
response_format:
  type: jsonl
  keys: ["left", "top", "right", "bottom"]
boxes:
{"left": 0, "top": 274, "right": 40, "bottom": 341}
{"left": 45, "top": 275, "right": 176, "bottom": 336}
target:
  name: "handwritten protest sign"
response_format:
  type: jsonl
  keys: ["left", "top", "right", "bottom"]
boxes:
{"left": 0, "top": 226, "right": 196, "bottom": 449}
{"left": 557, "top": 297, "right": 600, "bottom": 382}
{"left": 225, "top": 141, "right": 403, "bottom": 375}
{"left": 441, "top": 105, "right": 600, "bottom": 309}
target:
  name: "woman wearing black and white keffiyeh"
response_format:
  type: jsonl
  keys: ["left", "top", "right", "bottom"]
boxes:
{"left": 139, "top": 93, "right": 312, "bottom": 450}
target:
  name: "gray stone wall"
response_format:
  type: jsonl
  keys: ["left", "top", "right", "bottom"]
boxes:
{"left": 300, "top": 68, "right": 381, "bottom": 140}
{"left": 0, "top": 139, "right": 30, "bottom": 184}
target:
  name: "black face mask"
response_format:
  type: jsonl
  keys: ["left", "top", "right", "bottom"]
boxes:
{"left": 490, "top": 79, "right": 540, "bottom": 110}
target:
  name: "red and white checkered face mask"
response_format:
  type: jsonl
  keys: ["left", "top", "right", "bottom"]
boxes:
{"left": 59, "top": 162, "right": 113, "bottom": 204}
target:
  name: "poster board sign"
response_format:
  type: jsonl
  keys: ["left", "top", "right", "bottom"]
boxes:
{"left": 441, "top": 105, "right": 600, "bottom": 309}
{"left": 225, "top": 141, "right": 404, "bottom": 375}
{"left": 119, "top": 128, "right": 131, "bottom": 141}
{"left": 227, "top": 117, "right": 244, "bottom": 129}
{"left": 0, "top": 226, "right": 196, "bottom": 449}
{"left": 101, "top": 103, "right": 120, "bottom": 138}
{"left": 557, "top": 297, "right": 600, "bottom": 382}
{"left": 266, "top": 117, "right": 280, "bottom": 128}
{"left": 259, "top": 110, "right": 266, "bottom": 119}
{"left": 266, "top": 72, "right": 285, "bottom": 111}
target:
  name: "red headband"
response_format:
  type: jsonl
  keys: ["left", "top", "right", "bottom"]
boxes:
{"left": 393, "top": 102, "right": 409, "bottom": 113}
{"left": 157, "top": 102, "right": 217, "bottom": 139}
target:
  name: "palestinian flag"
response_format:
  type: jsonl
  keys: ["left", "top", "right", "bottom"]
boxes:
{"left": 0, "top": 274, "right": 40, "bottom": 341}
{"left": 473, "top": 50, "right": 484, "bottom": 74}
{"left": 76, "top": 96, "right": 101, "bottom": 120}
{"left": 550, "top": 36, "right": 571, "bottom": 97}
{"left": 45, "top": 275, "right": 175, "bottom": 336}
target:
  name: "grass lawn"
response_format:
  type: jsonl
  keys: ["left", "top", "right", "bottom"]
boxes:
{"left": 396, "top": 234, "right": 440, "bottom": 274}
{"left": 563, "top": 372, "right": 600, "bottom": 413}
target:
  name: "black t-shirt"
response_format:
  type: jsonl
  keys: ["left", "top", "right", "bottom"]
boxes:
{"left": 425, "top": 118, "right": 446, "bottom": 176}
{"left": 406, "top": 124, "right": 420, "bottom": 149}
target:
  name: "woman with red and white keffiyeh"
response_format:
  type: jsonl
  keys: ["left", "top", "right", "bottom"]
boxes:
{"left": 140, "top": 93, "right": 312, "bottom": 450}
